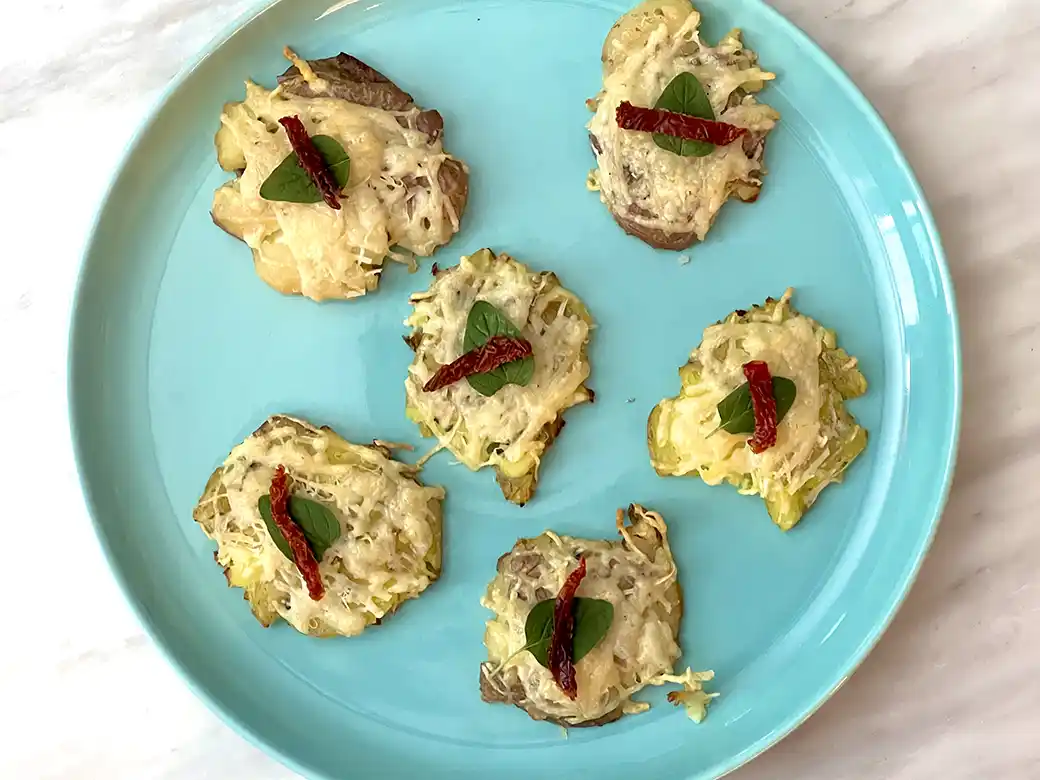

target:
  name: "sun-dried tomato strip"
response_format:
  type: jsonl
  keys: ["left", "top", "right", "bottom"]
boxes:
{"left": 743, "top": 361, "right": 778, "bottom": 454}
{"left": 422, "top": 335, "right": 533, "bottom": 392}
{"left": 269, "top": 466, "right": 325, "bottom": 601}
{"left": 615, "top": 101, "right": 748, "bottom": 147}
{"left": 548, "top": 557, "right": 588, "bottom": 700}
{"left": 278, "top": 115, "right": 342, "bottom": 210}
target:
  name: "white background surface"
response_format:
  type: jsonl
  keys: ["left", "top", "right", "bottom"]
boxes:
{"left": 2, "top": 0, "right": 1038, "bottom": 777}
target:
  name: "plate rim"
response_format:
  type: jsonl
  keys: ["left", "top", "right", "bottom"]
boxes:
{"left": 67, "top": 0, "right": 962, "bottom": 777}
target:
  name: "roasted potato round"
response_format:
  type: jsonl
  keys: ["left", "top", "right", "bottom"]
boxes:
{"left": 479, "top": 505, "right": 714, "bottom": 726}
{"left": 193, "top": 415, "right": 444, "bottom": 637}
{"left": 403, "top": 248, "right": 594, "bottom": 505}
{"left": 648, "top": 289, "right": 869, "bottom": 530}
{"left": 212, "top": 48, "right": 469, "bottom": 301}
{"left": 587, "top": 1, "right": 779, "bottom": 251}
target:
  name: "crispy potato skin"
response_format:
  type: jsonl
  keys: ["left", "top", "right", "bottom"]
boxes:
{"left": 436, "top": 157, "right": 469, "bottom": 227}
{"left": 612, "top": 211, "right": 701, "bottom": 251}
{"left": 278, "top": 53, "right": 414, "bottom": 111}
{"left": 493, "top": 413, "right": 568, "bottom": 506}
{"left": 603, "top": 134, "right": 768, "bottom": 251}
{"left": 591, "top": 7, "right": 774, "bottom": 253}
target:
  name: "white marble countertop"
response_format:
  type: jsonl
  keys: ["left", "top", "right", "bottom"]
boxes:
{"left": 2, "top": 0, "right": 1037, "bottom": 777}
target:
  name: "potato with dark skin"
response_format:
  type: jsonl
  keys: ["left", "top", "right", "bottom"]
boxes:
{"left": 478, "top": 672, "right": 627, "bottom": 728}
{"left": 274, "top": 53, "right": 470, "bottom": 220}
{"left": 212, "top": 50, "right": 470, "bottom": 301}
{"left": 599, "top": 134, "right": 770, "bottom": 251}
{"left": 587, "top": 0, "right": 778, "bottom": 252}
{"left": 479, "top": 505, "right": 688, "bottom": 726}
{"left": 215, "top": 52, "right": 470, "bottom": 207}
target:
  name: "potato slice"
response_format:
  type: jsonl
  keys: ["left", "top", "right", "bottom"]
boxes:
{"left": 648, "top": 290, "right": 868, "bottom": 530}
{"left": 588, "top": 5, "right": 779, "bottom": 251}
{"left": 193, "top": 415, "right": 444, "bottom": 636}
{"left": 479, "top": 505, "right": 714, "bottom": 726}
{"left": 403, "top": 248, "right": 594, "bottom": 505}
{"left": 211, "top": 49, "right": 469, "bottom": 301}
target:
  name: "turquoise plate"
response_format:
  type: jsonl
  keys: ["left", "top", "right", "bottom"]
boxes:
{"left": 68, "top": 0, "right": 960, "bottom": 777}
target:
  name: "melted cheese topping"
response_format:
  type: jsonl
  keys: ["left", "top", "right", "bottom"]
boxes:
{"left": 588, "top": 0, "right": 779, "bottom": 240}
{"left": 193, "top": 416, "right": 444, "bottom": 637}
{"left": 480, "top": 506, "right": 714, "bottom": 725}
{"left": 654, "top": 310, "right": 824, "bottom": 490}
{"left": 213, "top": 76, "right": 465, "bottom": 301}
{"left": 404, "top": 249, "right": 593, "bottom": 475}
{"left": 649, "top": 290, "right": 868, "bottom": 529}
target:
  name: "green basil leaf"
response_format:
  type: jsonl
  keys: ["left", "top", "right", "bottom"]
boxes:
{"left": 464, "top": 300, "right": 521, "bottom": 348}
{"left": 257, "top": 495, "right": 293, "bottom": 560}
{"left": 286, "top": 494, "right": 342, "bottom": 558}
{"left": 524, "top": 597, "right": 615, "bottom": 668}
{"left": 716, "top": 376, "right": 798, "bottom": 435}
{"left": 523, "top": 600, "right": 556, "bottom": 667}
{"left": 462, "top": 300, "right": 535, "bottom": 397}
{"left": 257, "top": 493, "right": 342, "bottom": 561}
{"left": 259, "top": 135, "right": 351, "bottom": 204}
{"left": 572, "top": 598, "right": 615, "bottom": 661}
{"left": 466, "top": 357, "right": 536, "bottom": 398}
{"left": 652, "top": 72, "right": 715, "bottom": 158}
